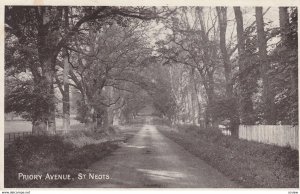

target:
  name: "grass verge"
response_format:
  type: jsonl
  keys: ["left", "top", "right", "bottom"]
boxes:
{"left": 4, "top": 126, "right": 137, "bottom": 188}
{"left": 158, "top": 124, "right": 299, "bottom": 188}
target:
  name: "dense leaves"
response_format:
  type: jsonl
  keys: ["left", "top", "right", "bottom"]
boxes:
{"left": 5, "top": 6, "right": 163, "bottom": 131}
{"left": 5, "top": 6, "right": 298, "bottom": 132}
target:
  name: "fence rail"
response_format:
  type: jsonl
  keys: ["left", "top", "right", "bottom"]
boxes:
{"left": 239, "top": 125, "right": 299, "bottom": 150}
{"left": 4, "top": 130, "right": 69, "bottom": 144}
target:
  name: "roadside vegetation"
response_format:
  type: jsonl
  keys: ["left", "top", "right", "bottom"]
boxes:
{"left": 158, "top": 124, "right": 299, "bottom": 188}
{"left": 4, "top": 125, "right": 140, "bottom": 188}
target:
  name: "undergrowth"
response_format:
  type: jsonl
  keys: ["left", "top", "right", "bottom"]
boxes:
{"left": 5, "top": 132, "right": 120, "bottom": 188}
{"left": 159, "top": 124, "right": 299, "bottom": 188}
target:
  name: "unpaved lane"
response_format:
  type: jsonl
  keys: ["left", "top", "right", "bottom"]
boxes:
{"left": 66, "top": 125, "right": 238, "bottom": 188}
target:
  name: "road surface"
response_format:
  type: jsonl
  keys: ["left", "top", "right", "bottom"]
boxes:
{"left": 66, "top": 124, "right": 238, "bottom": 188}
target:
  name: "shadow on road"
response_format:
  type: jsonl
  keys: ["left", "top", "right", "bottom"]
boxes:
{"left": 66, "top": 116, "right": 238, "bottom": 188}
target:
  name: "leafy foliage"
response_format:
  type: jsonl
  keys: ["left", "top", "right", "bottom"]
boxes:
{"left": 5, "top": 78, "right": 51, "bottom": 121}
{"left": 271, "top": 7, "right": 298, "bottom": 125}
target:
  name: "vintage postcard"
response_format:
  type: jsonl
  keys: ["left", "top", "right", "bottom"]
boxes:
{"left": 0, "top": 0, "right": 299, "bottom": 193}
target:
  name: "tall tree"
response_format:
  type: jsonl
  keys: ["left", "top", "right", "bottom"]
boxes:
{"left": 196, "top": 7, "right": 219, "bottom": 127}
{"left": 63, "top": 7, "right": 70, "bottom": 131}
{"left": 255, "top": 7, "right": 276, "bottom": 124}
{"left": 273, "top": 7, "right": 298, "bottom": 124}
{"left": 158, "top": 7, "right": 219, "bottom": 127}
{"left": 5, "top": 6, "right": 160, "bottom": 132}
{"left": 216, "top": 6, "right": 239, "bottom": 136}
{"left": 233, "top": 7, "right": 255, "bottom": 125}
{"left": 65, "top": 21, "right": 155, "bottom": 130}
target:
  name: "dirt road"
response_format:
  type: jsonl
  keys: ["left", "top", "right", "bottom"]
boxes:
{"left": 66, "top": 124, "right": 238, "bottom": 188}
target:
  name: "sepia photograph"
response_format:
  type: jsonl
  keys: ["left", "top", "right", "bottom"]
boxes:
{"left": 2, "top": 3, "right": 299, "bottom": 190}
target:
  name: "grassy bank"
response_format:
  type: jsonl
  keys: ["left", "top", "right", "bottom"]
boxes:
{"left": 158, "top": 124, "right": 299, "bottom": 188}
{"left": 5, "top": 119, "right": 84, "bottom": 133}
{"left": 4, "top": 126, "right": 137, "bottom": 188}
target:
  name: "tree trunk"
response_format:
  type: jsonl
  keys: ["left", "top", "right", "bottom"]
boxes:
{"left": 63, "top": 49, "right": 70, "bottom": 131}
{"left": 256, "top": 7, "right": 276, "bottom": 124}
{"left": 108, "top": 107, "right": 114, "bottom": 126}
{"left": 196, "top": 7, "right": 217, "bottom": 128}
{"left": 31, "top": 61, "right": 56, "bottom": 133}
{"left": 63, "top": 7, "right": 70, "bottom": 131}
{"left": 37, "top": 58, "right": 56, "bottom": 133}
{"left": 102, "top": 107, "right": 109, "bottom": 131}
{"left": 204, "top": 72, "right": 217, "bottom": 128}
{"left": 190, "top": 69, "right": 198, "bottom": 125}
{"left": 234, "top": 7, "right": 255, "bottom": 126}
{"left": 217, "top": 7, "right": 232, "bottom": 97}
{"left": 279, "top": 7, "right": 290, "bottom": 44}
{"left": 108, "top": 87, "right": 115, "bottom": 126}
{"left": 32, "top": 8, "right": 57, "bottom": 133}
{"left": 217, "top": 7, "right": 240, "bottom": 137}
{"left": 191, "top": 69, "right": 204, "bottom": 127}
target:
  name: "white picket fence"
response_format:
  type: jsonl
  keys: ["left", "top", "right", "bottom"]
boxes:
{"left": 239, "top": 125, "right": 299, "bottom": 150}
